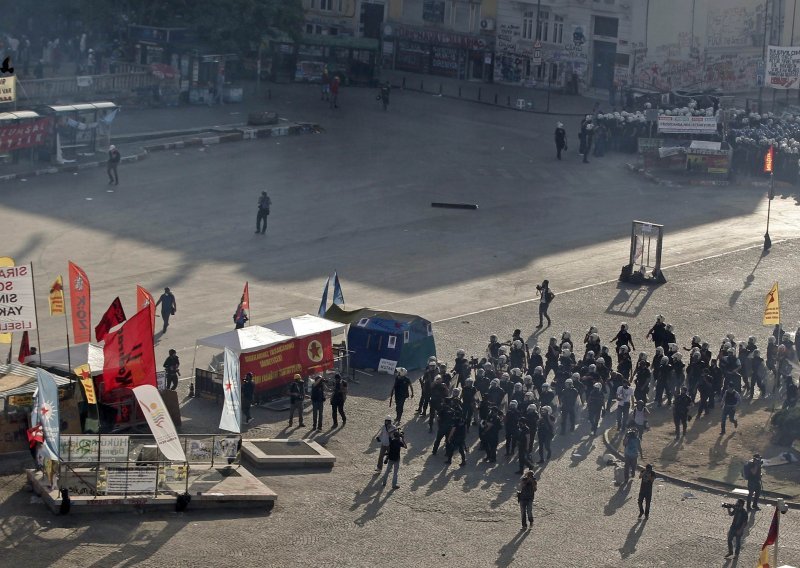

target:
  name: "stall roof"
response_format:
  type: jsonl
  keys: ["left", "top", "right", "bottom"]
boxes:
{"left": 263, "top": 314, "right": 346, "bottom": 338}
{"left": 196, "top": 326, "right": 293, "bottom": 354}
{"left": 0, "top": 363, "right": 72, "bottom": 398}
{"left": 28, "top": 343, "right": 104, "bottom": 375}
{"left": 0, "top": 111, "right": 40, "bottom": 122}
{"left": 45, "top": 102, "right": 117, "bottom": 113}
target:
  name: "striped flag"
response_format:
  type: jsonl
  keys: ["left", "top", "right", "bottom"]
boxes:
{"left": 757, "top": 508, "right": 780, "bottom": 568}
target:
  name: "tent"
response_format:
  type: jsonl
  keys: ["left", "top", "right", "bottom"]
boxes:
{"left": 262, "top": 313, "right": 346, "bottom": 338}
{"left": 195, "top": 326, "right": 293, "bottom": 354}
{"left": 26, "top": 343, "right": 105, "bottom": 376}
{"left": 323, "top": 305, "right": 435, "bottom": 371}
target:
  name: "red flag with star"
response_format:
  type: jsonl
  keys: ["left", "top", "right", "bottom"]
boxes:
{"left": 295, "top": 332, "right": 333, "bottom": 375}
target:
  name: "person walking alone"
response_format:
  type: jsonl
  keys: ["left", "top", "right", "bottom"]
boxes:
{"left": 517, "top": 470, "right": 537, "bottom": 530}
{"left": 382, "top": 429, "right": 407, "bottom": 489}
{"left": 107, "top": 145, "right": 120, "bottom": 185}
{"left": 535, "top": 280, "right": 554, "bottom": 329}
{"left": 154, "top": 287, "right": 176, "bottom": 334}
{"left": 255, "top": 191, "right": 271, "bottom": 235}
{"left": 554, "top": 122, "right": 567, "bottom": 160}
{"left": 637, "top": 464, "right": 656, "bottom": 519}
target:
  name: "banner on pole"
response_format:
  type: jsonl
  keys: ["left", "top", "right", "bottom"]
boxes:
{"left": 17, "top": 330, "right": 30, "bottom": 363}
{"left": 133, "top": 385, "right": 186, "bottom": 462}
{"left": 333, "top": 271, "right": 344, "bottom": 306}
{"left": 48, "top": 275, "right": 65, "bottom": 316}
{"left": 318, "top": 276, "right": 330, "bottom": 317}
{"left": 0, "top": 263, "right": 37, "bottom": 333}
{"left": 102, "top": 307, "right": 157, "bottom": 391}
{"left": 763, "top": 282, "right": 780, "bottom": 326}
{"left": 74, "top": 364, "right": 97, "bottom": 405}
{"left": 34, "top": 368, "right": 61, "bottom": 460}
{"left": 95, "top": 296, "right": 126, "bottom": 342}
{"left": 0, "top": 257, "right": 11, "bottom": 343}
{"left": 68, "top": 262, "right": 91, "bottom": 344}
{"left": 136, "top": 285, "right": 156, "bottom": 333}
{"left": 219, "top": 347, "right": 242, "bottom": 433}
{"left": 766, "top": 45, "right": 800, "bottom": 89}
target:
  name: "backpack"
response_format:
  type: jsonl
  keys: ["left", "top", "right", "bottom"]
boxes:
{"left": 546, "top": 290, "right": 556, "bottom": 303}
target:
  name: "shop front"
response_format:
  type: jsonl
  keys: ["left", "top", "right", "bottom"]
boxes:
{"left": 294, "top": 35, "right": 379, "bottom": 85}
{"left": 384, "top": 23, "right": 493, "bottom": 81}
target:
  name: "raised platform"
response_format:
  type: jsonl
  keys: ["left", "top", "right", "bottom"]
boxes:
{"left": 27, "top": 465, "right": 276, "bottom": 514}
{"left": 242, "top": 438, "right": 335, "bottom": 468}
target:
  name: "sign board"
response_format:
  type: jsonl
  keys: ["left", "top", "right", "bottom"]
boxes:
{"left": 0, "top": 76, "right": 15, "bottom": 103}
{"left": 104, "top": 466, "right": 158, "bottom": 495}
{"left": 533, "top": 40, "right": 542, "bottom": 66}
{"left": 0, "top": 264, "right": 37, "bottom": 333}
{"left": 766, "top": 46, "right": 800, "bottom": 89}
{"left": 60, "top": 435, "right": 130, "bottom": 463}
{"left": 377, "top": 358, "right": 397, "bottom": 374}
{"left": 657, "top": 115, "right": 718, "bottom": 134}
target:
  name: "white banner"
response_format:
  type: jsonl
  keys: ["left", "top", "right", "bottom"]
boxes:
{"left": 133, "top": 385, "right": 186, "bottom": 462}
{"left": 34, "top": 368, "right": 61, "bottom": 461}
{"left": 60, "top": 435, "right": 129, "bottom": 463}
{"left": 105, "top": 467, "right": 157, "bottom": 495}
{"left": 219, "top": 347, "right": 242, "bottom": 433}
{"left": 766, "top": 45, "right": 800, "bottom": 89}
{"left": 657, "top": 115, "right": 718, "bottom": 134}
{"left": 0, "top": 263, "right": 37, "bottom": 332}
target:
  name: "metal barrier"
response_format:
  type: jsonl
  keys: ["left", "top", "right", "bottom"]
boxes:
{"left": 16, "top": 73, "right": 177, "bottom": 103}
{"left": 56, "top": 433, "right": 242, "bottom": 498}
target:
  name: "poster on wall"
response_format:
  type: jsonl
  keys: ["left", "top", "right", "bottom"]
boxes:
{"left": 765, "top": 45, "right": 800, "bottom": 89}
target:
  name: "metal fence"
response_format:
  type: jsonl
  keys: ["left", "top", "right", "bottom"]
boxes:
{"left": 56, "top": 433, "right": 242, "bottom": 498}
{"left": 15, "top": 72, "right": 177, "bottom": 103}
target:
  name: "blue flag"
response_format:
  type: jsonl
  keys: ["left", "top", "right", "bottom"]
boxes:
{"left": 34, "top": 368, "right": 61, "bottom": 460}
{"left": 332, "top": 271, "right": 344, "bottom": 306}
{"left": 318, "top": 276, "right": 330, "bottom": 317}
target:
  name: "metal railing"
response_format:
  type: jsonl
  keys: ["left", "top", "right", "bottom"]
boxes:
{"left": 16, "top": 73, "right": 177, "bottom": 103}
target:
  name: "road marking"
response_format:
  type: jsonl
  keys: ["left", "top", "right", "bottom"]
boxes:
{"left": 432, "top": 238, "right": 790, "bottom": 324}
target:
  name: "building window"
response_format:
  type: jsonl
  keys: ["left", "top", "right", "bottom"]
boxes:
{"left": 537, "top": 11, "right": 549, "bottom": 41}
{"left": 594, "top": 16, "right": 618, "bottom": 38}
{"left": 522, "top": 11, "right": 534, "bottom": 40}
{"left": 536, "top": 63, "right": 546, "bottom": 80}
{"left": 306, "top": 23, "right": 314, "bottom": 34}
{"left": 550, "top": 62, "right": 559, "bottom": 82}
{"left": 320, "top": 0, "right": 333, "bottom": 10}
{"left": 553, "top": 15, "right": 564, "bottom": 44}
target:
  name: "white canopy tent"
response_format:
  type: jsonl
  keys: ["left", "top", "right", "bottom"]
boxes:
{"left": 195, "top": 326, "right": 293, "bottom": 355}
{"left": 26, "top": 343, "right": 105, "bottom": 376}
{"left": 262, "top": 313, "right": 346, "bottom": 338}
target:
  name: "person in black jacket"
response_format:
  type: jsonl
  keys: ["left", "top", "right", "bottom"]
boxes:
{"left": 288, "top": 374, "right": 306, "bottom": 427}
{"left": 107, "top": 144, "right": 121, "bottom": 185}
{"left": 241, "top": 372, "right": 255, "bottom": 424}
{"left": 673, "top": 386, "right": 692, "bottom": 439}
{"left": 560, "top": 377, "right": 579, "bottom": 434}
{"left": 555, "top": 122, "right": 567, "bottom": 160}
{"left": 331, "top": 373, "right": 347, "bottom": 427}
{"left": 310, "top": 375, "right": 326, "bottom": 431}
{"left": 382, "top": 430, "right": 407, "bottom": 489}
{"left": 163, "top": 349, "right": 180, "bottom": 391}
{"left": 646, "top": 315, "right": 666, "bottom": 351}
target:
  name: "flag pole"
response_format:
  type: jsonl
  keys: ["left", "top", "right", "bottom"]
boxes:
{"left": 774, "top": 510, "right": 780, "bottom": 568}
{"left": 63, "top": 310, "right": 72, "bottom": 375}
{"left": 29, "top": 262, "right": 43, "bottom": 365}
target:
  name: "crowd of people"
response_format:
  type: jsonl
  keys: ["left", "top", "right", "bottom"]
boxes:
{"left": 374, "top": 317, "right": 798, "bottom": 539}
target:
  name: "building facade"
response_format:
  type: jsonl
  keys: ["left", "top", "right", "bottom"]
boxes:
{"left": 383, "top": 0, "right": 499, "bottom": 81}
{"left": 494, "top": 0, "right": 635, "bottom": 91}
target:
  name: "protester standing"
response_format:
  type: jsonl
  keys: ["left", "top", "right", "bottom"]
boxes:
{"left": 554, "top": 123, "right": 567, "bottom": 160}
{"left": 310, "top": 375, "right": 326, "bottom": 431}
{"left": 622, "top": 427, "right": 642, "bottom": 483}
{"left": 725, "top": 499, "right": 748, "bottom": 558}
{"left": 288, "top": 374, "right": 305, "bottom": 427}
{"left": 535, "top": 280, "right": 554, "bottom": 329}
{"left": 330, "top": 76, "right": 340, "bottom": 109}
{"left": 241, "top": 372, "right": 255, "bottom": 424}
{"left": 637, "top": 464, "right": 656, "bottom": 519}
{"left": 517, "top": 470, "right": 537, "bottom": 530}
{"left": 107, "top": 144, "right": 120, "bottom": 185}
{"left": 744, "top": 453, "right": 763, "bottom": 511}
{"left": 154, "top": 288, "right": 176, "bottom": 334}
{"left": 255, "top": 191, "right": 271, "bottom": 235}
{"left": 382, "top": 429, "right": 407, "bottom": 489}
{"left": 163, "top": 349, "right": 180, "bottom": 391}
{"left": 331, "top": 373, "right": 347, "bottom": 427}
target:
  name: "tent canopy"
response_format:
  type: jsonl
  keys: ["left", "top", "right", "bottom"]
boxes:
{"left": 323, "top": 305, "right": 423, "bottom": 326}
{"left": 0, "top": 363, "right": 72, "bottom": 399}
{"left": 28, "top": 343, "right": 105, "bottom": 376}
{"left": 263, "top": 313, "right": 346, "bottom": 338}
{"left": 195, "top": 326, "right": 293, "bottom": 355}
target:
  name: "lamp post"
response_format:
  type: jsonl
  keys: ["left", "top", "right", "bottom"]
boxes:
{"left": 763, "top": 144, "right": 774, "bottom": 250}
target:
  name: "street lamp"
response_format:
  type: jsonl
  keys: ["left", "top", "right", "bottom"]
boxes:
{"left": 763, "top": 145, "right": 774, "bottom": 250}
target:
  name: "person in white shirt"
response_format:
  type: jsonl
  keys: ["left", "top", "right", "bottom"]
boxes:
{"left": 374, "top": 415, "right": 397, "bottom": 473}
{"left": 616, "top": 380, "right": 635, "bottom": 431}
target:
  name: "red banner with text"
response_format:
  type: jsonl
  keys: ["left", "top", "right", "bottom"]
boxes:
{"left": 68, "top": 261, "right": 91, "bottom": 344}
{"left": 0, "top": 117, "right": 52, "bottom": 152}
{"left": 239, "top": 332, "right": 334, "bottom": 393}
{"left": 102, "top": 307, "right": 157, "bottom": 392}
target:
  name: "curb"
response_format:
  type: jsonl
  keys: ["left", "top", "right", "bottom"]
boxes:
{"left": 0, "top": 122, "right": 321, "bottom": 184}
{"left": 601, "top": 426, "right": 799, "bottom": 510}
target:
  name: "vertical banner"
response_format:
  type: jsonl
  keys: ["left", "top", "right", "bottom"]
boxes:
{"left": 74, "top": 364, "right": 97, "bottom": 405}
{"left": 136, "top": 285, "right": 156, "bottom": 334}
{"left": 132, "top": 385, "right": 186, "bottom": 462}
{"left": 763, "top": 282, "right": 780, "bottom": 326}
{"left": 219, "top": 347, "right": 242, "bottom": 433}
{"left": 332, "top": 271, "right": 345, "bottom": 306}
{"left": 0, "top": 263, "right": 37, "bottom": 333}
{"left": 102, "top": 307, "right": 157, "bottom": 391}
{"left": 95, "top": 297, "right": 127, "bottom": 342}
{"left": 34, "top": 368, "right": 61, "bottom": 460}
{"left": 17, "top": 330, "right": 30, "bottom": 363}
{"left": 68, "top": 261, "right": 91, "bottom": 344}
{"left": 318, "top": 276, "right": 330, "bottom": 317}
{"left": 48, "top": 275, "right": 65, "bottom": 316}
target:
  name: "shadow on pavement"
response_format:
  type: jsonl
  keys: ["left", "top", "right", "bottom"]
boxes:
{"left": 606, "top": 282, "right": 659, "bottom": 318}
{"left": 495, "top": 525, "right": 531, "bottom": 567}
{"left": 618, "top": 518, "right": 647, "bottom": 559}
{"left": 604, "top": 481, "right": 632, "bottom": 517}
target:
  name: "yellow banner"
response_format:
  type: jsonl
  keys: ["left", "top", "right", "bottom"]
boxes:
{"left": 0, "top": 76, "right": 15, "bottom": 104}
{"left": 0, "top": 257, "right": 13, "bottom": 343}
{"left": 763, "top": 282, "right": 780, "bottom": 326}
{"left": 49, "top": 275, "right": 65, "bottom": 316}
{"left": 75, "top": 364, "right": 97, "bottom": 405}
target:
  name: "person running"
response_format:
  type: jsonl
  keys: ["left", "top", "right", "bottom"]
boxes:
{"left": 375, "top": 415, "right": 396, "bottom": 473}
{"left": 637, "top": 464, "right": 656, "bottom": 519}
{"left": 720, "top": 385, "right": 741, "bottom": 435}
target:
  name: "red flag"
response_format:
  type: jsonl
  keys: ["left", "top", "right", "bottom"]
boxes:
{"left": 95, "top": 297, "right": 127, "bottom": 342}
{"left": 68, "top": 262, "right": 91, "bottom": 344}
{"left": 136, "top": 285, "right": 156, "bottom": 334}
{"left": 757, "top": 509, "right": 780, "bottom": 567}
{"left": 17, "top": 330, "right": 30, "bottom": 363}
{"left": 296, "top": 332, "right": 333, "bottom": 375}
{"left": 241, "top": 282, "right": 250, "bottom": 310}
{"left": 102, "top": 307, "right": 157, "bottom": 391}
